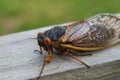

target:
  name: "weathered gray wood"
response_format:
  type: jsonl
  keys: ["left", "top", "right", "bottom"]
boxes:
{"left": 0, "top": 14, "right": 120, "bottom": 80}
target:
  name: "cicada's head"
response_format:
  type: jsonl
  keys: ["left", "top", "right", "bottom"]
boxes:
{"left": 37, "top": 32, "right": 51, "bottom": 51}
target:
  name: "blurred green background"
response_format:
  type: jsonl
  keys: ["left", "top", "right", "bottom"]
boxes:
{"left": 0, "top": 0, "right": 120, "bottom": 35}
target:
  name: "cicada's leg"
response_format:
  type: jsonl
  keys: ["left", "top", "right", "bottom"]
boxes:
{"left": 37, "top": 48, "right": 53, "bottom": 80}
{"left": 62, "top": 51, "right": 90, "bottom": 68}
{"left": 68, "top": 49, "right": 92, "bottom": 56}
{"left": 44, "top": 48, "right": 53, "bottom": 63}
{"left": 34, "top": 46, "right": 43, "bottom": 55}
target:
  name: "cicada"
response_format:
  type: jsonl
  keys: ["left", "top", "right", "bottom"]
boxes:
{"left": 36, "top": 13, "right": 120, "bottom": 79}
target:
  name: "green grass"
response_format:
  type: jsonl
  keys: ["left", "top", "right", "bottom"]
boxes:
{"left": 0, "top": 0, "right": 120, "bottom": 35}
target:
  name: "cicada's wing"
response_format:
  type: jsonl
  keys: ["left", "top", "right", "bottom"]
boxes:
{"left": 60, "top": 13, "right": 120, "bottom": 51}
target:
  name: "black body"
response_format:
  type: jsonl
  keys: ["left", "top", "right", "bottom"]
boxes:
{"left": 37, "top": 26, "right": 66, "bottom": 47}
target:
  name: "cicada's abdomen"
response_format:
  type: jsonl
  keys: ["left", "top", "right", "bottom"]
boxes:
{"left": 86, "top": 13, "right": 120, "bottom": 46}
{"left": 60, "top": 13, "right": 120, "bottom": 48}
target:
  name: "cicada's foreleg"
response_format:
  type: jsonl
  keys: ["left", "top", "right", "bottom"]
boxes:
{"left": 68, "top": 49, "right": 92, "bottom": 56}
{"left": 34, "top": 46, "right": 43, "bottom": 55}
{"left": 62, "top": 51, "right": 90, "bottom": 68}
{"left": 37, "top": 48, "right": 53, "bottom": 80}
{"left": 45, "top": 48, "right": 53, "bottom": 63}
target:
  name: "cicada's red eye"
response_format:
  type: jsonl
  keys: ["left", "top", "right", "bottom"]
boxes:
{"left": 44, "top": 37, "right": 51, "bottom": 45}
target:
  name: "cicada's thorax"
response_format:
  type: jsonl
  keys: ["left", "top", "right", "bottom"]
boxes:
{"left": 43, "top": 26, "right": 66, "bottom": 42}
{"left": 41, "top": 26, "right": 67, "bottom": 52}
